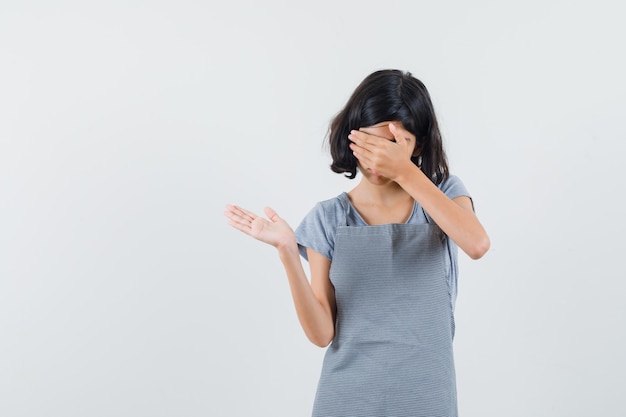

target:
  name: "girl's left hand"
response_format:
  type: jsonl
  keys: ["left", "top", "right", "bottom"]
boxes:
{"left": 348, "top": 122, "right": 415, "bottom": 181}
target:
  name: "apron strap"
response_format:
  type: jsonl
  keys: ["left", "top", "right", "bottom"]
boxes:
{"left": 422, "top": 206, "right": 434, "bottom": 224}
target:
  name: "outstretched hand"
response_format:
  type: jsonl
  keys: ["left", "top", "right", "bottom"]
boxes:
{"left": 224, "top": 204, "right": 296, "bottom": 250}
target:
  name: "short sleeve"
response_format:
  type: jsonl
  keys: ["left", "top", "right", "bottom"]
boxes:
{"left": 439, "top": 174, "right": 473, "bottom": 210}
{"left": 295, "top": 202, "right": 334, "bottom": 262}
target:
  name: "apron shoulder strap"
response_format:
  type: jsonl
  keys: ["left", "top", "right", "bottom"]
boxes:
{"left": 422, "top": 206, "right": 433, "bottom": 224}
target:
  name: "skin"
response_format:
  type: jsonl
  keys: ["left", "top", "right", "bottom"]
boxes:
{"left": 224, "top": 121, "right": 490, "bottom": 347}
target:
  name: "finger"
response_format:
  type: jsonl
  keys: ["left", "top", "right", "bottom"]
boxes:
{"left": 349, "top": 134, "right": 374, "bottom": 153}
{"left": 347, "top": 130, "right": 364, "bottom": 147}
{"left": 349, "top": 142, "right": 366, "bottom": 161}
{"left": 349, "top": 130, "right": 380, "bottom": 147}
{"left": 388, "top": 123, "right": 411, "bottom": 151}
{"left": 263, "top": 206, "right": 280, "bottom": 222}
{"left": 227, "top": 204, "right": 257, "bottom": 223}
{"left": 224, "top": 210, "right": 252, "bottom": 230}
{"left": 348, "top": 132, "right": 377, "bottom": 158}
{"left": 227, "top": 218, "right": 253, "bottom": 234}
{"left": 224, "top": 207, "right": 252, "bottom": 228}
{"left": 224, "top": 205, "right": 257, "bottom": 231}
{"left": 230, "top": 204, "right": 256, "bottom": 219}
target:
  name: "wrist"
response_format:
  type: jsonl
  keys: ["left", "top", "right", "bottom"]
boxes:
{"left": 394, "top": 160, "right": 420, "bottom": 185}
{"left": 277, "top": 238, "right": 299, "bottom": 258}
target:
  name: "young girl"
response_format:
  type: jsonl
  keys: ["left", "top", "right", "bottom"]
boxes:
{"left": 224, "top": 69, "right": 490, "bottom": 417}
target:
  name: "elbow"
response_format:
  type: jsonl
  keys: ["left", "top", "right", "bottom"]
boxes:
{"left": 308, "top": 330, "right": 334, "bottom": 348}
{"left": 467, "top": 234, "right": 490, "bottom": 260}
{"left": 312, "top": 339, "right": 332, "bottom": 348}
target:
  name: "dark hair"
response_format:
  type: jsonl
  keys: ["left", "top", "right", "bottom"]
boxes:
{"left": 327, "top": 69, "right": 449, "bottom": 184}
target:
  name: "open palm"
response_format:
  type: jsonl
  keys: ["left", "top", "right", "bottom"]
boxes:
{"left": 224, "top": 204, "right": 295, "bottom": 249}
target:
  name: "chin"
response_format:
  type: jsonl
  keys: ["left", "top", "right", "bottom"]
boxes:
{"left": 366, "top": 174, "right": 392, "bottom": 185}
{"left": 359, "top": 167, "right": 391, "bottom": 185}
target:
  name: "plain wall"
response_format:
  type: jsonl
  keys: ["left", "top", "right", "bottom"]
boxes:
{"left": 1, "top": 1, "right": 625, "bottom": 416}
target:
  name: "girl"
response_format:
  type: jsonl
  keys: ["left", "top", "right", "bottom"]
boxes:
{"left": 224, "top": 69, "right": 490, "bottom": 417}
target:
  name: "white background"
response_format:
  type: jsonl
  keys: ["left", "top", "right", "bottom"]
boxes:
{"left": 1, "top": 1, "right": 625, "bottom": 416}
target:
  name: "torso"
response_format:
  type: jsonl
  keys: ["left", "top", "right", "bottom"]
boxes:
{"left": 311, "top": 194, "right": 458, "bottom": 416}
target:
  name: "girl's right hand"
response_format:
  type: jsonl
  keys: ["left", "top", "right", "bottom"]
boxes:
{"left": 224, "top": 204, "right": 296, "bottom": 250}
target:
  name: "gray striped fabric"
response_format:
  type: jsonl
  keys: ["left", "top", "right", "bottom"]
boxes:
{"left": 311, "top": 202, "right": 457, "bottom": 416}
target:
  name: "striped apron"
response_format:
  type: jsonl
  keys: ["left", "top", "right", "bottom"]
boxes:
{"left": 311, "top": 196, "right": 458, "bottom": 416}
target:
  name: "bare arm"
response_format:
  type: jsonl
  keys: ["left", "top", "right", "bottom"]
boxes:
{"left": 224, "top": 205, "right": 335, "bottom": 346}
{"left": 395, "top": 169, "right": 490, "bottom": 259}
{"left": 348, "top": 123, "right": 490, "bottom": 259}
{"left": 279, "top": 245, "right": 335, "bottom": 346}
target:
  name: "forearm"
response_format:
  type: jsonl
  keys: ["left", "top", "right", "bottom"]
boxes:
{"left": 396, "top": 164, "right": 490, "bottom": 259}
{"left": 277, "top": 243, "right": 335, "bottom": 347}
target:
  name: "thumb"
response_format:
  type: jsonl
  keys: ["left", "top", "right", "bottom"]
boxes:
{"left": 264, "top": 206, "right": 280, "bottom": 222}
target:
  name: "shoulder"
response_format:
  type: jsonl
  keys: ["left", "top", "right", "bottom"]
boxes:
{"left": 438, "top": 174, "right": 471, "bottom": 199}
{"left": 301, "top": 194, "right": 345, "bottom": 226}
{"left": 294, "top": 194, "right": 345, "bottom": 261}
{"left": 317, "top": 194, "right": 346, "bottom": 218}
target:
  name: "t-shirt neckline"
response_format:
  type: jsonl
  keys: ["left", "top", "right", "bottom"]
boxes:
{"left": 339, "top": 192, "right": 418, "bottom": 226}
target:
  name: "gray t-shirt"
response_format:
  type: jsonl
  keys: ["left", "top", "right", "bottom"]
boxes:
{"left": 295, "top": 174, "right": 471, "bottom": 310}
